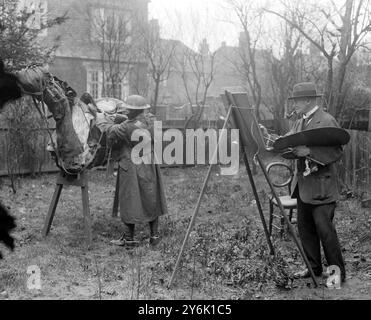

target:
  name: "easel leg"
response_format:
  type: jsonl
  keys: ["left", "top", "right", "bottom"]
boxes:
{"left": 112, "top": 168, "right": 120, "bottom": 218}
{"left": 241, "top": 147, "right": 275, "bottom": 255}
{"left": 168, "top": 106, "right": 234, "bottom": 289}
{"left": 81, "top": 185, "right": 92, "bottom": 247}
{"left": 269, "top": 201, "right": 274, "bottom": 236}
{"left": 43, "top": 183, "right": 63, "bottom": 237}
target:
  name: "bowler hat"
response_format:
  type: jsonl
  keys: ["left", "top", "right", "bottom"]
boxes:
{"left": 288, "top": 82, "right": 323, "bottom": 100}
{"left": 124, "top": 95, "right": 151, "bottom": 110}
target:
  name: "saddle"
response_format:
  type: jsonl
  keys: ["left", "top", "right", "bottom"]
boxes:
{"left": 16, "top": 65, "right": 126, "bottom": 173}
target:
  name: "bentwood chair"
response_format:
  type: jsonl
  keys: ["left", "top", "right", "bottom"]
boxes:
{"left": 266, "top": 162, "right": 297, "bottom": 237}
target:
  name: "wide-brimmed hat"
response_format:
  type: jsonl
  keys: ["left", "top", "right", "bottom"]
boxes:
{"left": 124, "top": 95, "right": 151, "bottom": 110}
{"left": 288, "top": 82, "right": 323, "bottom": 100}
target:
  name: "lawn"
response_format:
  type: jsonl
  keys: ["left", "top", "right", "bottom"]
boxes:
{"left": 0, "top": 164, "right": 370, "bottom": 300}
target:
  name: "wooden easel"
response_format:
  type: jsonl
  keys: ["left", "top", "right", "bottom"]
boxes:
{"left": 168, "top": 91, "right": 319, "bottom": 288}
{"left": 42, "top": 170, "right": 92, "bottom": 247}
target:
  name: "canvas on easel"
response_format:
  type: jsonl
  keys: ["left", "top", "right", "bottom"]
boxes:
{"left": 221, "top": 92, "right": 273, "bottom": 153}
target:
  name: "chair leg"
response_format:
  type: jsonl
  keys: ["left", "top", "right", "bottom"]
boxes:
{"left": 268, "top": 200, "right": 273, "bottom": 236}
{"left": 280, "top": 213, "right": 285, "bottom": 238}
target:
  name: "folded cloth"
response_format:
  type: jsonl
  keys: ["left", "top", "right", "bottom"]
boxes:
{"left": 96, "top": 97, "right": 126, "bottom": 114}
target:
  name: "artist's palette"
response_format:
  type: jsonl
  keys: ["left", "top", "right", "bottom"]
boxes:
{"left": 273, "top": 127, "right": 350, "bottom": 151}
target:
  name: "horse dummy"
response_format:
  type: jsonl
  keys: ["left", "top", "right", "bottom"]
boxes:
{"left": 0, "top": 61, "right": 128, "bottom": 257}
{"left": 0, "top": 61, "right": 126, "bottom": 173}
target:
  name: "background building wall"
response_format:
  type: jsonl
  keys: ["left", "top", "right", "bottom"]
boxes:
{"left": 46, "top": 0, "right": 149, "bottom": 98}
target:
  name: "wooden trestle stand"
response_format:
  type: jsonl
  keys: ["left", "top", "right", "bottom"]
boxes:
{"left": 42, "top": 170, "right": 92, "bottom": 247}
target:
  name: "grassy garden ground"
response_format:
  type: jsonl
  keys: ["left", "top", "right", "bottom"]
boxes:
{"left": 0, "top": 164, "right": 370, "bottom": 300}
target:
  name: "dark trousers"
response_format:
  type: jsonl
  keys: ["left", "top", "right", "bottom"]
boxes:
{"left": 123, "top": 218, "right": 159, "bottom": 239}
{"left": 297, "top": 196, "right": 346, "bottom": 280}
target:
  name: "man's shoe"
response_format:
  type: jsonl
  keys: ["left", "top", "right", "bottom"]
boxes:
{"left": 293, "top": 269, "right": 322, "bottom": 279}
{"left": 149, "top": 235, "right": 160, "bottom": 246}
{"left": 110, "top": 235, "right": 139, "bottom": 247}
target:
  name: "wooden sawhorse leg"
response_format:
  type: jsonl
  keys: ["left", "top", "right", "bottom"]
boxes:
{"left": 42, "top": 183, "right": 63, "bottom": 237}
{"left": 81, "top": 183, "right": 92, "bottom": 246}
{"left": 42, "top": 171, "right": 92, "bottom": 247}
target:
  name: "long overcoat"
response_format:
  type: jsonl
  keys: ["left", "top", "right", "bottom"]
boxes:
{"left": 96, "top": 112, "right": 167, "bottom": 224}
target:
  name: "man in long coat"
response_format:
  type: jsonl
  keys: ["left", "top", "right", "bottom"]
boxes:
{"left": 288, "top": 82, "right": 346, "bottom": 283}
{"left": 96, "top": 95, "right": 167, "bottom": 247}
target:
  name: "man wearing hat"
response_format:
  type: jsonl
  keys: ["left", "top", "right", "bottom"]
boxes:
{"left": 287, "top": 82, "right": 346, "bottom": 283}
{"left": 96, "top": 95, "right": 168, "bottom": 247}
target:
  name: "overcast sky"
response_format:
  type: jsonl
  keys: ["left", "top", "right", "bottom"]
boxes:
{"left": 149, "top": 0, "right": 241, "bottom": 51}
{"left": 148, "top": 0, "right": 354, "bottom": 53}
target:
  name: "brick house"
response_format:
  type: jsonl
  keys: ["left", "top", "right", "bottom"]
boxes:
{"left": 152, "top": 31, "right": 274, "bottom": 126}
{"left": 150, "top": 36, "right": 227, "bottom": 127}
{"left": 41, "top": 0, "right": 149, "bottom": 99}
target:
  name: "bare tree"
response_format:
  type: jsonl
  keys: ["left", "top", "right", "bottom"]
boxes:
{"left": 0, "top": 0, "right": 67, "bottom": 70}
{"left": 265, "top": 0, "right": 371, "bottom": 117}
{"left": 260, "top": 3, "right": 307, "bottom": 134}
{"left": 177, "top": 40, "right": 217, "bottom": 129}
{"left": 0, "top": 0, "right": 67, "bottom": 191}
{"left": 89, "top": 3, "right": 136, "bottom": 99}
{"left": 137, "top": 20, "right": 178, "bottom": 114}
{"left": 224, "top": 0, "right": 267, "bottom": 122}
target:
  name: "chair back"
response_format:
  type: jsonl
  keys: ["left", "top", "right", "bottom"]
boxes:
{"left": 266, "top": 162, "right": 294, "bottom": 194}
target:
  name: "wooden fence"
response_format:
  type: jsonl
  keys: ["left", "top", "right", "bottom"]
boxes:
{"left": 339, "top": 129, "right": 371, "bottom": 195}
{"left": 0, "top": 127, "right": 58, "bottom": 176}
{"left": 1, "top": 126, "right": 370, "bottom": 195}
{"left": 0, "top": 125, "right": 233, "bottom": 176}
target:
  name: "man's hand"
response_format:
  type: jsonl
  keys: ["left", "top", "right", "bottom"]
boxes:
{"left": 114, "top": 114, "right": 128, "bottom": 124}
{"left": 292, "top": 145, "right": 310, "bottom": 157}
{"left": 86, "top": 104, "right": 98, "bottom": 117}
{"left": 95, "top": 112, "right": 106, "bottom": 124}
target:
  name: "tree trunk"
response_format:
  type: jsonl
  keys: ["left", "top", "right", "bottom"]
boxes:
{"left": 339, "top": 0, "right": 353, "bottom": 63}
{"left": 324, "top": 56, "right": 334, "bottom": 115}
{"left": 152, "top": 78, "right": 160, "bottom": 115}
{"left": 334, "top": 0, "right": 353, "bottom": 118}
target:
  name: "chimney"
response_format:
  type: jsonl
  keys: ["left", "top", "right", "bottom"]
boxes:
{"left": 149, "top": 19, "right": 160, "bottom": 39}
{"left": 221, "top": 41, "right": 226, "bottom": 47}
{"left": 199, "top": 38, "right": 210, "bottom": 56}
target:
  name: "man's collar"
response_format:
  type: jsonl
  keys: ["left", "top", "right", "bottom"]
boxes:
{"left": 303, "top": 105, "right": 319, "bottom": 119}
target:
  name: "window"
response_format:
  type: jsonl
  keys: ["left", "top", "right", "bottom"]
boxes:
{"left": 87, "top": 71, "right": 100, "bottom": 99}
{"left": 105, "top": 78, "right": 126, "bottom": 100}
{"left": 91, "top": 6, "right": 132, "bottom": 44}
{"left": 87, "top": 70, "right": 129, "bottom": 100}
{"left": 104, "top": 73, "right": 129, "bottom": 100}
